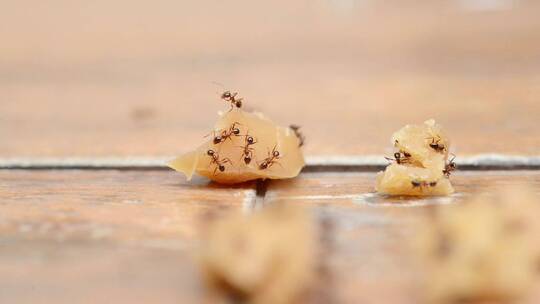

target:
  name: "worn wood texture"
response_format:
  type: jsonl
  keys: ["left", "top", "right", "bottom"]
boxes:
{"left": 1, "top": 170, "right": 540, "bottom": 303}
{"left": 0, "top": 170, "right": 254, "bottom": 304}
{"left": 266, "top": 171, "right": 540, "bottom": 304}
{"left": 0, "top": 170, "right": 255, "bottom": 241}
{"left": 2, "top": 2, "right": 540, "bottom": 157}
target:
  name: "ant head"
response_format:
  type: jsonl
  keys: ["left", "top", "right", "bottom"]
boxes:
{"left": 232, "top": 128, "right": 240, "bottom": 135}
{"left": 213, "top": 136, "right": 222, "bottom": 144}
{"left": 272, "top": 150, "right": 280, "bottom": 157}
{"left": 207, "top": 150, "right": 215, "bottom": 156}
{"left": 411, "top": 180, "right": 421, "bottom": 187}
{"left": 218, "top": 165, "right": 225, "bottom": 172}
{"left": 221, "top": 91, "right": 231, "bottom": 99}
{"left": 429, "top": 181, "right": 437, "bottom": 187}
{"left": 235, "top": 100, "right": 242, "bottom": 108}
{"left": 247, "top": 136, "right": 255, "bottom": 144}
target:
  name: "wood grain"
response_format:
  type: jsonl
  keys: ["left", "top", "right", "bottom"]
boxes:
{"left": 2, "top": 1, "right": 540, "bottom": 157}
{"left": 0, "top": 170, "right": 255, "bottom": 242}
{"left": 1, "top": 170, "right": 540, "bottom": 303}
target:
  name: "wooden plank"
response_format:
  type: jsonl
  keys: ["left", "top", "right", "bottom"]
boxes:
{"left": 0, "top": 241, "right": 203, "bottom": 304}
{"left": 266, "top": 171, "right": 540, "bottom": 205}
{"left": 0, "top": 170, "right": 255, "bottom": 241}
{"left": 1, "top": 170, "right": 540, "bottom": 303}
{"left": 2, "top": 2, "right": 540, "bottom": 157}
{"left": 0, "top": 170, "right": 254, "bottom": 304}
{"left": 267, "top": 171, "right": 540, "bottom": 303}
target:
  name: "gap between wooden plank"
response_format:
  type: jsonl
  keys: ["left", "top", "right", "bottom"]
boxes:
{"left": 1, "top": 154, "right": 540, "bottom": 171}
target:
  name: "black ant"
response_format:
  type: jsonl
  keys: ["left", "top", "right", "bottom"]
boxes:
{"left": 206, "top": 149, "right": 233, "bottom": 175}
{"left": 443, "top": 154, "right": 457, "bottom": 177}
{"left": 427, "top": 136, "right": 446, "bottom": 152}
{"left": 238, "top": 132, "right": 257, "bottom": 164}
{"left": 209, "top": 122, "right": 242, "bottom": 144}
{"left": 385, "top": 151, "right": 412, "bottom": 165}
{"left": 221, "top": 91, "right": 243, "bottom": 111}
{"left": 411, "top": 180, "right": 437, "bottom": 189}
{"left": 289, "top": 124, "right": 305, "bottom": 147}
{"left": 258, "top": 145, "right": 281, "bottom": 170}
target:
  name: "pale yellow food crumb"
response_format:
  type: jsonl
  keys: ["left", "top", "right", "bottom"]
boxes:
{"left": 376, "top": 119, "right": 454, "bottom": 196}
{"left": 198, "top": 204, "right": 318, "bottom": 304}
{"left": 168, "top": 109, "right": 305, "bottom": 184}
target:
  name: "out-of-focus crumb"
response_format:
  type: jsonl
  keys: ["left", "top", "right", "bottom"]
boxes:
{"left": 198, "top": 204, "right": 319, "bottom": 304}
{"left": 416, "top": 186, "right": 540, "bottom": 303}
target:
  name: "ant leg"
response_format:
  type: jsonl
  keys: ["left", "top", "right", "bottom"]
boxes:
{"left": 227, "top": 103, "right": 234, "bottom": 113}
{"left": 204, "top": 130, "right": 217, "bottom": 139}
{"left": 221, "top": 158, "right": 235, "bottom": 169}
{"left": 384, "top": 157, "right": 396, "bottom": 163}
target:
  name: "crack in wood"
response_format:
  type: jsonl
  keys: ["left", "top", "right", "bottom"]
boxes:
{"left": 1, "top": 155, "right": 539, "bottom": 171}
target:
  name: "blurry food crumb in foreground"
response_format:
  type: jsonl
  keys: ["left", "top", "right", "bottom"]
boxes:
{"left": 377, "top": 119, "right": 454, "bottom": 196}
{"left": 168, "top": 92, "right": 305, "bottom": 184}
{"left": 416, "top": 186, "right": 540, "bottom": 303}
{"left": 197, "top": 204, "right": 323, "bottom": 304}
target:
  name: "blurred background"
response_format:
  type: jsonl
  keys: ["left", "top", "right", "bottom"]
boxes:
{"left": 2, "top": 0, "right": 540, "bottom": 157}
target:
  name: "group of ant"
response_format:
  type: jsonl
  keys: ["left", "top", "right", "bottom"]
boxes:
{"left": 205, "top": 122, "right": 282, "bottom": 175}
{"left": 205, "top": 91, "right": 285, "bottom": 175}
{"left": 385, "top": 135, "right": 457, "bottom": 190}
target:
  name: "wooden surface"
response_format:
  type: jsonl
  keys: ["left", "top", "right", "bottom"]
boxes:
{"left": 2, "top": 170, "right": 540, "bottom": 303}
{"left": 2, "top": 1, "right": 540, "bottom": 303}
{"left": 2, "top": 1, "right": 540, "bottom": 157}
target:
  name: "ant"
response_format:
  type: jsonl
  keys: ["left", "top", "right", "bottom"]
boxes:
{"left": 411, "top": 180, "right": 438, "bottom": 189}
{"left": 385, "top": 151, "right": 412, "bottom": 165}
{"left": 206, "top": 149, "right": 233, "bottom": 175}
{"left": 427, "top": 135, "right": 446, "bottom": 153}
{"left": 221, "top": 91, "right": 243, "bottom": 111}
{"left": 443, "top": 154, "right": 457, "bottom": 177}
{"left": 209, "top": 122, "right": 242, "bottom": 144}
{"left": 289, "top": 125, "right": 305, "bottom": 147}
{"left": 238, "top": 132, "right": 257, "bottom": 164}
{"left": 258, "top": 145, "right": 281, "bottom": 170}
